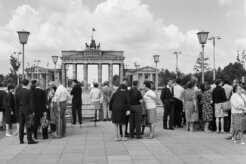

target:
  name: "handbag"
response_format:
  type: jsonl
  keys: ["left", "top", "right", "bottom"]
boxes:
{"left": 191, "top": 112, "right": 198, "bottom": 122}
{"left": 221, "top": 101, "right": 231, "bottom": 111}
{"left": 26, "top": 114, "right": 34, "bottom": 128}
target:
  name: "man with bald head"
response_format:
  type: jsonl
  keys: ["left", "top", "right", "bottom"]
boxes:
{"left": 31, "top": 80, "right": 46, "bottom": 139}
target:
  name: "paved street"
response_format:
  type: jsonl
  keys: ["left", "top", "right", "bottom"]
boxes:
{"left": 0, "top": 121, "right": 245, "bottom": 164}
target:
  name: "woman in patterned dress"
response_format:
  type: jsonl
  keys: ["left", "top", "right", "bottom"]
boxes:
{"left": 230, "top": 84, "right": 246, "bottom": 145}
{"left": 212, "top": 79, "right": 227, "bottom": 133}
{"left": 200, "top": 82, "right": 213, "bottom": 132}
{"left": 183, "top": 81, "right": 198, "bottom": 132}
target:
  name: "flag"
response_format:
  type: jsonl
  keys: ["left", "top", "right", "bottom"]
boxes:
{"left": 92, "top": 28, "right": 96, "bottom": 31}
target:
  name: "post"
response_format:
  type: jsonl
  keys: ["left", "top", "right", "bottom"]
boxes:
{"left": 73, "top": 64, "right": 77, "bottom": 79}
{"left": 98, "top": 63, "right": 102, "bottom": 88}
{"left": 119, "top": 63, "right": 124, "bottom": 83}
{"left": 213, "top": 38, "right": 216, "bottom": 81}
{"left": 22, "top": 44, "right": 25, "bottom": 79}
{"left": 54, "top": 63, "right": 57, "bottom": 81}
{"left": 201, "top": 44, "right": 205, "bottom": 83}
{"left": 61, "top": 64, "right": 66, "bottom": 86}
{"left": 46, "top": 68, "right": 49, "bottom": 89}
{"left": 109, "top": 63, "right": 113, "bottom": 87}
{"left": 84, "top": 64, "right": 88, "bottom": 90}
{"left": 176, "top": 53, "right": 178, "bottom": 78}
{"left": 155, "top": 63, "right": 158, "bottom": 90}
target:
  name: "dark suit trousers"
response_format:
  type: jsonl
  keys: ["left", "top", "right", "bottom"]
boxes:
{"left": 19, "top": 109, "right": 33, "bottom": 142}
{"left": 174, "top": 98, "right": 183, "bottom": 127}
{"left": 33, "top": 113, "right": 41, "bottom": 138}
{"left": 129, "top": 105, "right": 142, "bottom": 138}
{"left": 163, "top": 101, "right": 174, "bottom": 129}
{"left": 72, "top": 104, "right": 82, "bottom": 124}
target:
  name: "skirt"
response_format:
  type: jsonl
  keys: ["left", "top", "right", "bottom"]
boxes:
{"left": 215, "top": 103, "right": 228, "bottom": 118}
{"left": 146, "top": 108, "right": 157, "bottom": 124}
{"left": 112, "top": 110, "right": 127, "bottom": 124}
{"left": 91, "top": 101, "right": 101, "bottom": 109}
{"left": 232, "top": 113, "right": 246, "bottom": 132}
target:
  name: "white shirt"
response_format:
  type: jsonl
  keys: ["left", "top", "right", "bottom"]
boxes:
{"left": 55, "top": 85, "right": 70, "bottom": 102}
{"left": 223, "top": 84, "right": 233, "bottom": 100}
{"left": 90, "top": 88, "right": 101, "bottom": 102}
{"left": 230, "top": 93, "right": 246, "bottom": 114}
{"left": 143, "top": 90, "right": 156, "bottom": 109}
{"left": 173, "top": 84, "right": 184, "bottom": 101}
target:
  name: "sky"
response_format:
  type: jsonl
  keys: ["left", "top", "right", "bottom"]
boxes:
{"left": 0, "top": 0, "right": 246, "bottom": 82}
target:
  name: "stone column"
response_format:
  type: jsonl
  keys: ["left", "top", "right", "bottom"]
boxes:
{"left": 61, "top": 64, "right": 66, "bottom": 86}
{"left": 45, "top": 71, "right": 49, "bottom": 89}
{"left": 119, "top": 63, "right": 124, "bottom": 83}
{"left": 109, "top": 63, "right": 113, "bottom": 87}
{"left": 150, "top": 73, "right": 153, "bottom": 81}
{"left": 84, "top": 64, "right": 88, "bottom": 90}
{"left": 73, "top": 64, "right": 77, "bottom": 79}
{"left": 98, "top": 63, "right": 102, "bottom": 88}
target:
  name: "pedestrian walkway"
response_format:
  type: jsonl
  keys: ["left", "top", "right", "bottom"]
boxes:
{"left": 0, "top": 121, "right": 245, "bottom": 164}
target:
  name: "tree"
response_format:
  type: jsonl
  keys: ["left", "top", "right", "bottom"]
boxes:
{"left": 9, "top": 55, "right": 21, "bottom": 85}
{"left": 221, "top": 62, "right": 246, "bottom": 82}
{"left": 158, "top": 69, "right": 176, "bottom": 86}
{"left": 193, "top": 52, "right": 211, "bottom": 73}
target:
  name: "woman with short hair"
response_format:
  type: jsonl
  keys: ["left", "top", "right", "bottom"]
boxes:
{"left": 183, "top": 81, "right": 198, "bottom": 132}
{"left": 212, "top": 79, "right": 227, "bottom": 133}
{"left": 4, "top": 84, "right": 16, "bottom": 137}
{"left": 230, "top": 85, "right": 246, "bottom": 145}
{"left": 109, "top": 84, "right": 129, "bottom": 141}
{"left": 200, "top": 82, "right": 213, "bottom": 132}
{"left": 143, "top": 81, "right": 157, "bottom": 139}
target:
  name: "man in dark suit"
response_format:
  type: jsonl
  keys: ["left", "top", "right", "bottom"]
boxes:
{"left": 70, "top": 79, "right": 82, "bottom": 124}
{"left": 0, "top": 89, "right": 7, "bottom": 131}
{"left": 31, "top": 80, "right": 46, "bottom": 139}
{"left": 160, "top": 79, "right": 175, "bottom": 130}
{"left": 15, "top": 79, "right": 38, "bottom": 144}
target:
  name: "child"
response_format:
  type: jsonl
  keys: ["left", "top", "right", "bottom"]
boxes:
{"left": 41, "top": 112, "right": 49, "bottom": 139}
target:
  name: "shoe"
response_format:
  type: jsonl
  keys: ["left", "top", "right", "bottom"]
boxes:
{"left": 129, "top": 136, "right": 134, "bottom": 139}
{"left": 163, "top": 127, "right": 168, "bottom": 130}
{"left": 103, "top": 119, "right": 107, "bottom": 121}
{"left": 241, "top": 141, "right": 245, "bottom": 145}
{"left": 20, "top": 141, "right": 24, "bottom": 144}
{"left": 28, "top": 141, "right": 38, "bottom": 144}
{"left": 226, "top": 136, "right": 233, "bottom": 140}
{"left": 232, "top": 138, "right": 237, "bottom": 143}
{"left": 122, "top": 137, "right": 127, "bottom": 141}
{"left": 5, "top": 133, "right": 13, "bottom": 137}
{"left": 115, "top": 137, "right": 121, "bottom": 141}
{"left": 169, "top": 128, "right": 174, "bottom": 130}
{"left": 147, "top": 136, "right": 154, "bottom": 139}
{"left": 136, "top": 136, "right": 143, "bottom": 139}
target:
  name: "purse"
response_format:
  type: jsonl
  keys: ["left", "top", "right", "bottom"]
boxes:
{"left": 221, "top": 101, "right": 231, "bottom": 111}
{"left": 191, "top": 112, "right": 198, "bottom": 122}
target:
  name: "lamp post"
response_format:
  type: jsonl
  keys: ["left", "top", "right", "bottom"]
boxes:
{"left": 197, "top": 30, "right": 209, "bottom": 83}
{"left": 46, "top": 61, "right": 49, "bottom": 89}
{"left": 17, "top": 30, "right": 30, "bottom": 79}
{"left": 153, "top": 55, "right": 160, "bottom": 90}
{"left": 173, "top": 51, "right": 182, "bottom": 77}
{"left": 52, "top": 56, "right": 58, "bottom": 81}
{"left": 208, "top": 36, "right": 221, "bottom": 81}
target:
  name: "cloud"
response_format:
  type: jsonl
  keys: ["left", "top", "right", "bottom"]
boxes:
{"left": 218, "top": 0, "right": 233, "bottom": 5}
{"left": 0, "top": 0, "right": 202, "bottom": 75}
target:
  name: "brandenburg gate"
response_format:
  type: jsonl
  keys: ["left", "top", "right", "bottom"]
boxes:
{"left": 60, "top": 38, "right": 125, "bottom": 89}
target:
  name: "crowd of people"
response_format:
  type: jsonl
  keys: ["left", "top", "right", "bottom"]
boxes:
{"left": 0, "top": 76, "right": 245, "bottom": 145}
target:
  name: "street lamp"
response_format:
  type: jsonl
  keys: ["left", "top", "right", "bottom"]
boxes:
{"left": 208, "top": 36, "right": 221, "bottom": 81}
{"left": 17, "top": 30, "right": 30, "bottom": 79}
{"left": 153, "top": 54, "right": 160, "bottom": 90}
{"left": 197, "top": 30, "right": 209, "bottom": 83}
{"left": 173, "top": 51, "right": 182, "bottom": 77}
{"left": 52, "top": 56, "right": 58, "bottom": 80}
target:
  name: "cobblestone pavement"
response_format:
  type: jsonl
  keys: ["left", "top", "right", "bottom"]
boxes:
{"left": 0, "top": 121, "right": 245, "bottom": 164}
